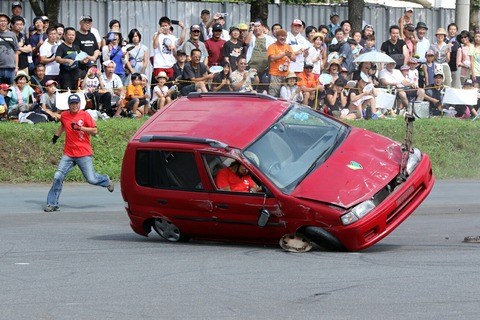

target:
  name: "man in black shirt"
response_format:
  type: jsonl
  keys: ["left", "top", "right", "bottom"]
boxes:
{"left": 55, "top": 27, "right": 81, "bottom": 91}
{"left": 381, "top": 25, "right": 408, "bottom": 69}
{"left": 74, "top": 15, "right": 100, "bottom": 77}
{"left": 180, "top": 48, "right": 213, "bottom": 96}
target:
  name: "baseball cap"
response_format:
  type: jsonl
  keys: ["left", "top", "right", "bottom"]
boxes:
{"left": 405, "top": 24, "right": 415, "bottom": 31}
{"left": 464, "top": 79, "right": 473, "bottom": 85}
{"left": 190, "top": 24, "right": 201, "bottom": 32}
{"left": 80, "top": 15, "right": 93, "bottom": 22}
{"left": 408, "top": 58, "right": 418, "bottom": 64}
{"left": 0, "top": 83, "right": 10, "bottom": 91}
{"left": 68, "top": 94, "right": 81, "bottom": 104}
{"left": 434, "top": 70, "right": 444, "bottom": 77}
{"left": 304, "top": 62, "right": 314, "bottom": 69}
{"left": 426, "top": 49, "right": 435, "bottom": 56}
{"left": 400, "top": 65, "right": 410, "bottom": 71}
{"left": 41, "top": 16, "right": 49, "bottom": 21}
{"left": 201, "top": 9, "right": 210, "bottom": 15}
{"left": 237, "top": 23, "right": 248, "bottom": 31}
{"left": 45, "top": 80, "right": 58, "bottom": 87}
{"left": 330, "top": 12, "right": 339, "bottom": 19}
{"left": 292, "top": 19, "right": 302, "bottom": 26}
{"left": 12, "top": 2, "right": 22, "bottom": 8}
{"left": 406, "top": 7, "right": 414, "bottom": 12}
{"left": 212, "top": 23, "right": 223, "bottom": 31}
{"left": 229, "top": 26, "right": 240, "bottom": 33}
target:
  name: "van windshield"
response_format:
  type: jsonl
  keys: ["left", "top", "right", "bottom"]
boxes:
{"left": 243, "top": 105, "right": 348, "bottom": 193}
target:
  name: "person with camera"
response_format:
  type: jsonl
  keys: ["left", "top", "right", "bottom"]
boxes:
{"left": 101, "top": 32, "right": 127, "bottom": 83}
{"left": 45, "top": 93, "right": 114, "bottom": 213}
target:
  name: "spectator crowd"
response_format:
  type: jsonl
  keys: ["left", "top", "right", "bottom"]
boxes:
{"left": 1, "top": 3, "right": 479, "bottom": 122}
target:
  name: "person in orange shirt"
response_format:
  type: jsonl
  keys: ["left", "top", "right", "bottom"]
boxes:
{"left": 125, "top": 73, "right": 149, "bottom": 118}
{"left": 267, "top": 29, "right": 296, "bottom": 97}
{"left": 297, "top": 62, "right": 325, "bottom": 107}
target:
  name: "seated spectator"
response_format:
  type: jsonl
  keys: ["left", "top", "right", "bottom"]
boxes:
{"left": 179, "top": 48, "right": 213, "bottom": 96}
{"left": 125, "top": 73, "right": 149, "bottom": 118}
{"left": 231, "top": 57, "right": 258, "bottom": 92}
{"left": 0, "top": 83, "right": 8, "bottom": 120}
{"left": 151, "top": 71, "right": 174, "bottom": 111}
{"left": 348, "top": 73, "right": 379, "bottom": 119}
{"left": 101, "top": 60, "right": 125, "bottom": 117}
{"left": 352, "top": 62, "right": 373, "bottom": 82}
{"left": 7, "top": 71, "right": 35, "bottom": 118}
{"left": 423, "top": 71, "right": 447, "bottom": 115}
{"left": 39, "top": 80, "right": 61, "bottom": 121}
{"left": 80, "top": 65, "right": 105, "bottom": 111}
{"left": 280, "top": 71, "right": 303, "bottom": 103}
{"left": 211, "top": 61, "right": 233, "bottom": 92}
{"left": 325, "top": 77, "right": 352, "bottom": 119}
{"left": 407, "top": 58, "right": 420, "bottom": 86}
{"left": 30, "top": 63, "right": 47, "bottom": 99}
{"left": 173, "top": 50, "right": 187, "bottom": 82}
{"left": 379, "top": 62, "right": 425, "bottom": 111}
{"left": 298, "top": 62, "right": 325, "bottom": 107}
{"left": 462, "top": 78, "right": 479, "bottom": 118}
{"left": 324, "top": 59, "right": 344, "bottom": 88}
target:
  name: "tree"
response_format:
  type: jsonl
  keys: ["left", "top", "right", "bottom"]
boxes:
{"left": 250, "top": 0, "right": 269, "bottom": 24}
{"left": 348, "top": 0, "right": 364, "bottom": 33}
{"left": 29, "top": 0, "right": 61, "bottom": 26}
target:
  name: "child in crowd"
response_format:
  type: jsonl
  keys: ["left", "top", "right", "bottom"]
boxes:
{"left": 0, "top": 83, "right": 8, "bottom": 121}
{"left": 280, "top": 71, "right": 303, "bottom": 103}
{"left": 423, "top": 50, "right": 437, "bottom": 86}
{"left": 407, "top": 58, "right": 419, "bottom": 86}
{"left": 40, "top": 80, "right": 61, "bottom": 121}
{"left": 125, "top": 73, "right": 149, "bottom": 118}
{"left": 152, "top": 71, "right": 174, "bottom": 111}
{"left": 81, "top": 65, "right": 104, "bottom": 110}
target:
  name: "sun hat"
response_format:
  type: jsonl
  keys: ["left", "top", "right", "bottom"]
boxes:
{"left": 14, "top": 71, "right": 30, "bottom": 82}
{"left": 156, "top": 71, "right": 168, "bottom": 79}
{"left": 435, "top": 28, "right": 447, "bottom": 36}
{"left": 312, "top": 33, "right": 324, "bottom": 41}
{"left": 285, "top": 71, "right": 300, "bottom": 81}
{"left": 45, "top": 80, "right": 58, "bottom": 87}
{"left": 415, "top": 22, "right": 428, "bottom": 30}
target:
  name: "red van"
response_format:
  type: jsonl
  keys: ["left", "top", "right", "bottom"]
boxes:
{"left": 121, "top": 92, "right": 434, "bottom": 251}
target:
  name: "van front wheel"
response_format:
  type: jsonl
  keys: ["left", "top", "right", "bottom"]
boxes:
{"left": 153, "top": 218, "right": 189, "bottom": 242}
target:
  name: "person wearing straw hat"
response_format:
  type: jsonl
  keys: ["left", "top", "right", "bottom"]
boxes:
{"left": 6, "top": 71, "right": 35, "bottom": 118}
{"left": 280, "top": 71, "right": 303, "bottom": 103}
{"left": 151, "top": 71, "right": 174, "bottom": 111}
{"left": 430, "top": 27, "right": 452, "bottom": 86}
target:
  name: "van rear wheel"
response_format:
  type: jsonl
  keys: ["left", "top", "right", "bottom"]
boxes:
{"left": 301, "top": 226, "right": 346, "bottom": 251}
{"left": 153, "top": 218, "right": 188, "bottom": 242}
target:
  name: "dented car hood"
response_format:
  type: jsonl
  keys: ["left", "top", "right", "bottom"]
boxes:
{"left": 291, "top": 128, "right": 402, "bottom": 208}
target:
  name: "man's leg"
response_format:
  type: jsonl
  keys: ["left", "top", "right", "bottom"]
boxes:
{"left": 75, "top": 156, "right": 111, "bottom": 188}
{"left": 46, "top": 155, "right": 76, "bottom": 209}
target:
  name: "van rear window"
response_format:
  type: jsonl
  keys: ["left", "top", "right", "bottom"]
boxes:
{"left": 136, "top": 150, "right": 203, "bottom": 190}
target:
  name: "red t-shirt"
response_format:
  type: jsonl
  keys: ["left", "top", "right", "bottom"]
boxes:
{"left": 205, "top": 38, "right": 226, "bottom": 67}
{"left": 60, "top": 110, "right": 96, "bottom": 157}
{"left": 215, "top": 167, "right": 256, "bottom": 192}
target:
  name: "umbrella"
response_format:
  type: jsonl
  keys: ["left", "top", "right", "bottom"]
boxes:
{"left": 354, "top": 51, "right": 395, "bottom": 64}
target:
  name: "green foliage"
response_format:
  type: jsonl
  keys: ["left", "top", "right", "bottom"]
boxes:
{"left": 1, "top": 117, "right": 479, "bottom": 182}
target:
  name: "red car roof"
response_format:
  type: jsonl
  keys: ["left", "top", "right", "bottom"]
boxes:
{"left": 133, "top": 93, "right": 291, "bottom": 149}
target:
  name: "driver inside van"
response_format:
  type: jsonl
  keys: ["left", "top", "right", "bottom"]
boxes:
{"left": 215, "top": 161, "right": 262, "bottom": 192}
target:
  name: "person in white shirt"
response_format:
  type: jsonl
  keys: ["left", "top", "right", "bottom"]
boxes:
{"left": 39, "top": 26, "right": 61, "bottom": 82}
{"left": 101, "top": 60, "right": 125, "bottom": 117}
{"left": 415, "top": 22, "right": 430, "bottom": 63}
{"left": 287, "top": 19, "right": 310, "bottom": 73}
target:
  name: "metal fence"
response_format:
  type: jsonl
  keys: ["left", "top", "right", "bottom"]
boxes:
{"left": 2, "top": 0, "right": 456, "bottom": 76}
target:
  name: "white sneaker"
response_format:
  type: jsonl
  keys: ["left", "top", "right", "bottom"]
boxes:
{"left": 101, "top": 113, "right": 110, "bottom": 120}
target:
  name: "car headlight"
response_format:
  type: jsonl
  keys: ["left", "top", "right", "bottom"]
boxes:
{"left": 406, "top": 148, "right": 422, "bottom": 176}
{"left": 341, "top": 200, "right": 376, "bottom": 225}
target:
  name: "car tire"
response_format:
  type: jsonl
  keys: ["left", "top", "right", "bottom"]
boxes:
{"left": 152, "top": 218, "right": 189, "bottom": 242}
{"left": 301, "top": 226, "right": 346, "bottom": 251}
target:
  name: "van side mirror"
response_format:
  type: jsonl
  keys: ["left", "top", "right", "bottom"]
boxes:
{"left": 257, "top": 208, "right": 270, "bottom": 227}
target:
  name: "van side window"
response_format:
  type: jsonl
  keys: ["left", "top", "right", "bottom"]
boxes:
{"left": 136, "top": 150, "right": 203, "bottom": 190}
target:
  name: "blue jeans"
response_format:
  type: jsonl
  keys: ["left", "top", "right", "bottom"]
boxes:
{"left": 0, "top": 68, "right": 15, "bottom": 85}
{"left": 46, "top": 155, "right": 110, "bottom": 206}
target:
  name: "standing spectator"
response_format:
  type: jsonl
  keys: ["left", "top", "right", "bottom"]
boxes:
{"left": 306, "top": 33, "right": 326, "bottom": 79}
{"left": 330, "top": 20, "right": 352, "bottom": 46}
{"left": 222, "top": 26, "right": 244, "bottom": 71}
{"left": 447, "top": 23, "right": 461, "bottom": 88}
{"left": 0, "top": 13, "right": 19, "bottom": 85}
{"left": 152, "top": 16, "right": 186, "bottom": 80}
{"left": 205, "top": 23, "right": 226, "bottom": 68}
{"left": 100, "top": 19, "right": 121, "bottom": 49}
{"left": 403, "top": 24, "right": 417, "bottom": 62}
{"left": 39, "top": 26, "right": 61, "bottom": 82}
{"left": 245, "top": 19, "right": 275, "bottom": 92}
{"left": 10, "top": 16, "right": 31, "bottom": 76}
{"left": 182, "top": 25, "right": 208, "bottom": 64}
{"left": 29, "top": 17, "right": 46, "bottom": 65}
{"left": 101, "top": 32, "right": 128, "bottom": 83}
{"left": 179, "top": 48, "right": 213, "bottom": 95}
{"left": 56, "top": 23, "right": 65, "bottom": 42}
{"left": 415, "top": 22, "right": 430, "bottom": 63}
{"left": 267, "top": 29, "right": 296, "bottom": 97}
{"left": 271, "top": 24, "right": 282, "bottom": 37}
{"left": 125, "top": 29, "right": 148, "bottom": 79}
{"left": 199, "top": 9, "right": 210, "bottom": 42}
{"left": 207, "top": 13, "right": 229, "bottom": 41}
{"left": 230, "top": 56, "right": 258, "bottom": 92}
{"left": 11, "top": 2, "right": 23, "bottom": 18}
{"left": 360, "top": 24, "right": 375, "bottom": 47}
{"left": 287, "top": 19, "right": 309, "bottom": 73}
{"left": 422, "top": 49, "right": 437, "bottom": 86}
{"left": 45, "top": 93, "right": 114, "bottom": 213}
{"left": 469, "top": 31, "right": 480, "bottom": 88}
{"left": 305, "top": 26, "right": 318, "bottom": 46}
{"left": 55, "top": 27, "right": 81, "bottom": 91}
{"left": 326, "top": 12, "right": 340, "bottom": 46}
{"left": 381, "top": 25, "right": 408, "bottom": 69}
{"left": 75, "top": 15, "right": 101, "bottom": 77}
{"left": 334, "top": 29, "right": 355, "bottom": 75}
{"left": 398, "top": 7, "right": 414, "bottom": 39}
{"left": 430, "top": 28, "right": 451, "bottom": 86}
{"left": 456, "top": 30, "right": 473, "bottom": 85}
{"left": 237, "top": 23, "right": 249, "bottom": 42}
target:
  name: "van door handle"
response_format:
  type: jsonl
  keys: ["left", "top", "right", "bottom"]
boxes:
{"left": 157, "top": 199, "right": 168, "bottom": 204}
{"left": 215, "top": 203, "right": 229, "bottom": 209}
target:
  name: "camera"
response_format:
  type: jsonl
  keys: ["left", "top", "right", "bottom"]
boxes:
{"left": 171, "top": 20, "right": 179, "bottom": 25}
